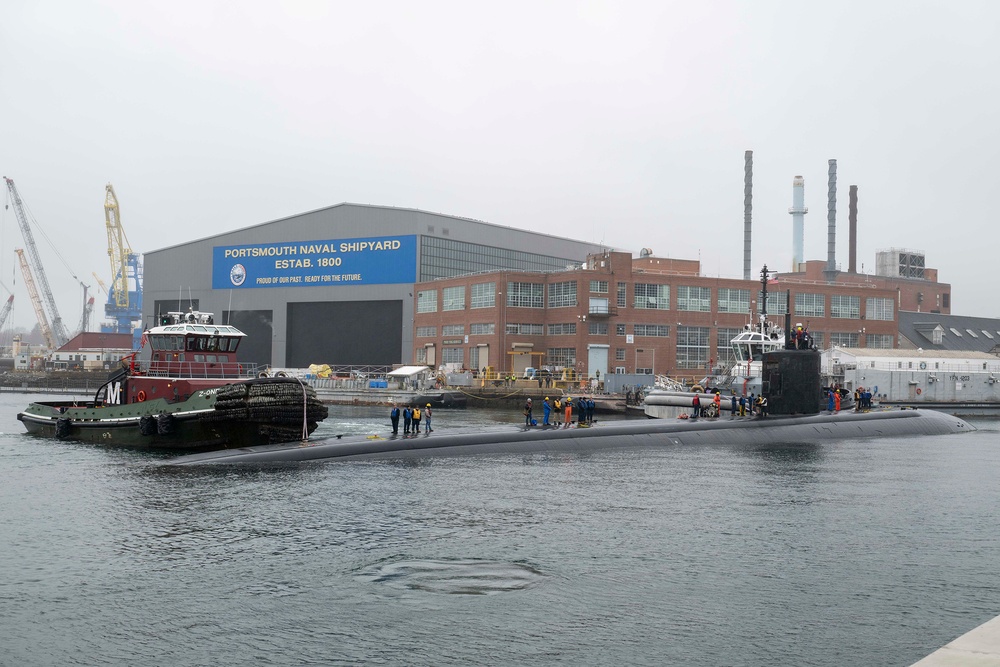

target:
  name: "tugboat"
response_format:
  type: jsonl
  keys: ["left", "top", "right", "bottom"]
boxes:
{"left": 17, "top": 311, "right": 329, "bottom": 451}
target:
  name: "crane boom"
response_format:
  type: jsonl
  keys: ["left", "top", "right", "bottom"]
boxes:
{"left": 104, "top": 184, "right": 133, "bottom": 309}
{"left": 16, "top": 248, "right": 55, "bottom": 349}
{"left": 0, "top": 294, "right": 14, "bottom": 331}
{"left": 79, "top": 296, "right": 95, "bottom": 334}
{"left": 4, "top": 177, "right": 70, "bottom": 345}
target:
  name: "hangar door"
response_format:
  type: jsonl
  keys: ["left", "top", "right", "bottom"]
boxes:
{"left": 287, "top": 300, "right": 402, "bottom": 367}
{"left": 224, "top": 310, "right": 273, "bottom": 368}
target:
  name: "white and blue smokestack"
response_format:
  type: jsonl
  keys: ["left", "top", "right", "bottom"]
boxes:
{"left": 788, "top": 175, "right": 808, "bottom": 270}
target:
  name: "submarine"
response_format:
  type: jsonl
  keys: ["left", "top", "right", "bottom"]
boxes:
{"left": 166, "top": 349, "right": 974, "bottom": 466}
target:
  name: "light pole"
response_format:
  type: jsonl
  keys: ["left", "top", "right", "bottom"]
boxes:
{"left": 99, "top": 335, "right": 107, "bottom": 370}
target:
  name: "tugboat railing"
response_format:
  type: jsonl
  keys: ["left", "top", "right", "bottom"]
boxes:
{"left": 134, "top": 360, "right": 263, "bottom": 379}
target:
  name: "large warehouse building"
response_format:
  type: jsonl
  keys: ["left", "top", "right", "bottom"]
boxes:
{"left": 143, "top": 203, "right": 607, "bottom": 368}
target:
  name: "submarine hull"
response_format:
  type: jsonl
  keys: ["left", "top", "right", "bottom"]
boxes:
{"left": 167, "top": 408, "right": 974, "bottom": 465}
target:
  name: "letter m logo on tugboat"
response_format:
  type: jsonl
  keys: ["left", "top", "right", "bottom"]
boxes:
{"left": 106, "top": 381, "right": 123, "bottom": 405}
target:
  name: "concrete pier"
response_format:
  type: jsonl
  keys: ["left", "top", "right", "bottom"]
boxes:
{"left": 912, "top": 615, "right": 1000, "bottom": 665}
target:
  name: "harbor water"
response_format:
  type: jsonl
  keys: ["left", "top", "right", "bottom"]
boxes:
{"left": 2, "top": 393, "right": 999, "bottom": 666}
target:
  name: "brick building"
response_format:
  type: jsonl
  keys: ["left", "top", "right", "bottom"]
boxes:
{"left": 412, "top": 250, "right": 933, "bottom": 381}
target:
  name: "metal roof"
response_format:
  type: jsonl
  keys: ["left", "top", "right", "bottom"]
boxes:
{"left": 898, "top": 311, "right": 1000, "bottom": 354}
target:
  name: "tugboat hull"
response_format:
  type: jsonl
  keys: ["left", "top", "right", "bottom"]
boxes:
{"left": 18, "top": 378, "right": 329, "bottom": 452}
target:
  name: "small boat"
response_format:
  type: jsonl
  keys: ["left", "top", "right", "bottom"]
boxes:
{"left": 17, "top": 310, "right": 329, "bottom": 451}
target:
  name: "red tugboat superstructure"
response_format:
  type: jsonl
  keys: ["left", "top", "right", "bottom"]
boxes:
{"left": 17, "top": 311, "right": 328, "bottom": 451}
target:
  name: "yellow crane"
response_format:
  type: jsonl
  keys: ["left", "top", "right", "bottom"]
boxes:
{"left": 16, "top": 248, "right": 55, "bottom": 349}
{"left": 105, "top": 184, "right": 132, "bottom": 309}
{"left": 92, "top": 271, "right": 109, "bottom": 296}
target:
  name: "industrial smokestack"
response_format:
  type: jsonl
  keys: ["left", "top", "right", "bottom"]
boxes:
{"left": 848, "top": 185, "right": 858, "bottom": 274}
{"left": 744, "top": 150, "right": 753, "bottom": 280}
{"left": 788, "top": 175, "right": 808, "bottom": 271}
{"left": 825, "top": 159, "right": 837, "bottom": 280}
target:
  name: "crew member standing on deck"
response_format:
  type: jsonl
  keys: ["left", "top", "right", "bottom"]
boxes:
{"left": 542, "top": 397, "right": 551, "bottom": 426}
{"left": 730, "top": 392, "right": 738, "bottom": 418}
{"left": 692, "top": 393, "right": 701, "bottom": 419}
{"left": 713, "top": 391, "right": 722, "bottom": 418}
{"left": 564, "top": 397, "right": 573, "bottom": 427}
{"left": 524, "top": 397, "right": 533, "bottom": 426}
{"left": 390, "top": 403, "right": 400, "bottom": 435}
{"left": 411, "top": 405, "right": 422, "bottom": 433}
{"left": 403, "top": 406, "right": 412, "bottom": 434}
{"left": 424, "top": 403, "right": 433, "bottom": 432}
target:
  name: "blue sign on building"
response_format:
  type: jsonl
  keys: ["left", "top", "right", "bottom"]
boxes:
{"left": 212, "top": 235, "right": 417, "bottom": 289}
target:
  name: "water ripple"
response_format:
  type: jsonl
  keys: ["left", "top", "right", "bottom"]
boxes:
{"left": 357, "top": 557, "right": 545, "bottom": 595}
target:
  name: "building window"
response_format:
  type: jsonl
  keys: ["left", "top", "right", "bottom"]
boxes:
{"left": 507, "top": 282, "right": 543, "bottom": 308}
{"left": 865, "top": 333, "right": 894, "bottom": 349}
{"left": 442, "top": 324, "right": 465, "bottom": 336}
{"left": 441, "top": 347, "right": 464, "bottom": 365}
{"left": 546, "top": 347, "right": 576, "bottom": 367}
{"left": 470, "top": 282, "right": 496, "bottom": 309}
{"left": 415, "top": 348, "right": 427, "bottom": 363}
{"left": 676, "top": 326, "right": 710, "bottom": 369}
{"left": 589, "top": 280, "right": 609, "bottom": 293}
{"left": 795, "top": 293, "right": 825, "bottom": 318}
{"left": 810, "top": 332, "right": 825, "bottom": 349}
{"left": 506, "top": 323, "right": 543, "bottom": 335}
{"left": 717, "top": 288, "right": 750, "bottom": 314}
{"left": 416, "top": 326, "right": 437, "bottom": 338}
{"left": 615, "top": 348, "right": 626, "bottom": 361}
{"left": 829, "top": 332, "right": 860, "bottom": 347}
{"left": 716, "top": 327, "right": 742, "bottom": 370}
{"left": 830, "top": 295, "right": 860, "bottom": 319}
{"left": 547, "top": 323, "right": 577, "bottom": 335}
{"left": 470, "top": 323, "right": 494, "bottom": 335}
{"left": 588, "top": 322, "right": 608, "bottom": 335}
{"left": 635, "top": 283, "right": 669, "bottom": 310}
{"left": 419, "top": 235, "right": 580, "bottom": 281}
{"left": 616, "top": 323, "right": 626, "bottom": 336}
{"left": 677, "top": 286, "right": 711, "bottom": 312}
{"left": 589, "top": 297, "right": 610, "bottom": 315}
{"left": 548, "top": 281, "right": 578, "bottom": 308}
{"left": 442, "top": 286, "right": 466, "bottom": 311}
{"left": 417, "top": 290, "right": 437, "bottom": 313}
{"left": 758, "top": 290, "right": 788, "bottom": 317}
{"left": 866, "top": 297, "right": 894, "bottom": 321}
{"left": 617, "top": 281, "right": 627, "bottom": 308}
{"left": 634, "top": 324, "right": 670, "bottom": 337}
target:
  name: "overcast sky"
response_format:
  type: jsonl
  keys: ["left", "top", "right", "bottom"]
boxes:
{"left": 1, "top": 1, "right": 996, "bottom": 333}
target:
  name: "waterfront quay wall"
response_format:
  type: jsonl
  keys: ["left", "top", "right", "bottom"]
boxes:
{"left": 309, "top": 380, "right": 627, "bottom": 413}
{"left": 0, "top": 371, "right": 108, "bottom": 395}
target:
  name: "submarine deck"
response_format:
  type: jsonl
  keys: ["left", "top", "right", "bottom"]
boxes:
{"left": 167, "top": 408, "right": 974, "bottom": 466}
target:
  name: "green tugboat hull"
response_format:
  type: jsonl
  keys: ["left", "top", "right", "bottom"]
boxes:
{"left": 18, "top": 378, "right": 329, "bottom": 452}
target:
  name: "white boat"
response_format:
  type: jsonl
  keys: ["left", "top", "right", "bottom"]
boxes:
{"left": 643, "top": 265, "right": 813, "bottom": 418}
